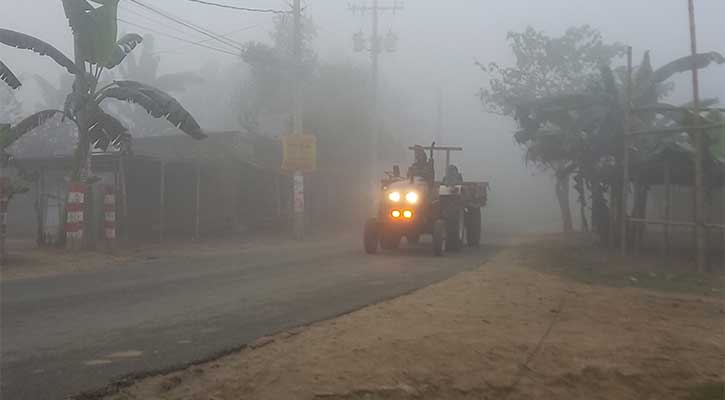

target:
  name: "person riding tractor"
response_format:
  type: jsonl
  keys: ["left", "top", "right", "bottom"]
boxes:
{"left": 364, "top": 143, "right": 488, "bottom": 256}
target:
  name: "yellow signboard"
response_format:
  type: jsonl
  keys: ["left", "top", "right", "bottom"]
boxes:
{"left": 282, "top": 134, "right": 317, "bottom": 172}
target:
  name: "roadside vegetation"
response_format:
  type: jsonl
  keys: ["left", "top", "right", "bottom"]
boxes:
{"left": 479, "top": 26, "right": 724, "bottom": 247}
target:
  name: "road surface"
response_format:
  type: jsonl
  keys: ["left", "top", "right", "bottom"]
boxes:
{"left": 1, "top": 234, "right": 495, "bottom": 400}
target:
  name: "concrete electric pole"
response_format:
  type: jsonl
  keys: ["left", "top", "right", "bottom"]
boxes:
{"left": 436, "top": 87, "right": 443, "bottom": 143}
{"left": 350, "top": 1, "right": 404, "bottom": 183}
{"left": 292, "top": 0, "right": 304, "bottom": 239}
{"left": 687, "top": 0, "right": 706, "bottom": 271}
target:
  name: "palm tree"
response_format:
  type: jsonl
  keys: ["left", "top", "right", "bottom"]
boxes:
{"left": 0, "top": 0, "right": 206, "bottom": 246}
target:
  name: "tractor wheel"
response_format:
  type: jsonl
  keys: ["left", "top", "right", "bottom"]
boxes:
{"left": 465, "top": 207, "right": 482, "bottom": 247}
{"left": 380, "top": 231, "right": 401, "bottom": 250}
{"left": 363, "top": 218, "right": 379, "bottom": 254}
{"left": 406, "top": 233, "right": 420, "bottom": 245}
{"left": 432, "top": 219, "right": 445, "bottom": 256}
{"left": 446, "top": 211, "right": 463, "bottom": 252}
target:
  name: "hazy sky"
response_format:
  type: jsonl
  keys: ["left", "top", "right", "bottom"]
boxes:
{"left": 2, "top": 0, "right": 724, "bottom": 232}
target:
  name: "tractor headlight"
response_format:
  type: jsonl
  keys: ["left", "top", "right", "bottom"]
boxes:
{"left": 403, "top": 210, "right": 413, "bottom": 219}
{"left": 388, "top": 191, "right": 401, "bottom": 202}
{"left": 391, "top": 210, "right": 401, "bottom": 218}
{"left": 405, "top": 191, "right": 418, "bottom": 204}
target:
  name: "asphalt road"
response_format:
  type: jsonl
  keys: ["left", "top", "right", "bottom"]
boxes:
{"left": 1, "top": 234, "right": 496, "bottom": 400}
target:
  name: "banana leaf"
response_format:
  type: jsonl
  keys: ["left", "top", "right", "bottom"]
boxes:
{"left": 101, "top": 81, "right": 206, "bottom": 139}
{"left": 88, "top": 106, "right": 129, "bottom": 150}
{"left": 650, "top": 52, "right": 724, "bottom": 84}
{"left": 0, "top": 110, "right": 64, "bottom": 150}
{"left": 0, "top": 29, "right": 79, "bottom": 75}
{"left": 62, "top": 0, "right": 120, "bottom": 66}
{"left": 105, "top": 33, "right": 143, "bottom": 69}
{"left": 0, "top": 60, "right": 21, "bottom": 89}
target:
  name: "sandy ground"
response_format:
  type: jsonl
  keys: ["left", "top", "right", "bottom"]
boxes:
{"left": 100, "top": 236, "right": 724, "bottom": 400}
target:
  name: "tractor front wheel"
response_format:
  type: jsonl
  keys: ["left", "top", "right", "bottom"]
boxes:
{"left": 363, "top": 218, "right": 379, "bottom": 254}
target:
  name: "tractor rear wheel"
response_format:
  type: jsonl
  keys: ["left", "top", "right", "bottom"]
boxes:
{"left": 363, "top": 218, "right": 379, "bottom": 254}
{"left": 446, "top": 211, "right": 463, "bottom": 252}
{"left": 465, "top": 207, "right": 482, "bottom": 247}
{"left": 432, "top": 219, "right": 445, "bottom": 256}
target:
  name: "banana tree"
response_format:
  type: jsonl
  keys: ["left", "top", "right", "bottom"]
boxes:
{"left": 0, "top": 0, "right": 205, "bottom": 246}
{"left": 514, "top": 50, "right": 724, "bottom": 241}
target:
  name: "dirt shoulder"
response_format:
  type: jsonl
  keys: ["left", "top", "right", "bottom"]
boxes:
{"left": 102, "top": 235, "right": 724, "bottom": 400}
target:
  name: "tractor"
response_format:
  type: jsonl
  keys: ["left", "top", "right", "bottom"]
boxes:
{"left": 364, "top": 144, "right": 489, "bottom": 256}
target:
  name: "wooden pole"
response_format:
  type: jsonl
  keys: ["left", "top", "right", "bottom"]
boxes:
{"left": 120, "top": 154, "right": 129, "bottom": 242}
{"left": 194, "top": 159, "right": 201, "bottom": 240}
{"left": 688, "top": 0, "right": 707, "bottom": 271}
{"left": 275, "top": 173, "right": 282, "bottom": 218}
{"left": 36, "top": 168, "right": 45, "bottom": 246}
{"left": 663, "top": 160, "right": 672, "bottom": 255}
{"left": 633, "top": 183, "right": 641, "bottom": 254}
{"left": 620, "top": 46, "right": 633, "bottom": 255}
{"left": 159, "top": 161, "right": 165, "bottom": 243}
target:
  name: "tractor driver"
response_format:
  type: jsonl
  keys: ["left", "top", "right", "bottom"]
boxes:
{"left": 408, "top": 145, "right": 433, "bottom": 183}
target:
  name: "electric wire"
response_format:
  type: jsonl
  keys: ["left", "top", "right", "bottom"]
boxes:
{"left": 152, "top": 25, "right": 262, "bottom": 56}
{"left": 117, "top": 18, "right": 240, "bottom": 56}
{"left": 128, "top": 0, "right": 244, "bottom": 50}
{"left": 187, "top": 0, "right": 291, "bottom": 14}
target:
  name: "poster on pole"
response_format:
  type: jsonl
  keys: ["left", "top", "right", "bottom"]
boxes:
{"left": 293, "top": 173, "right": 304, "bottom": 213}
{"left": 282, "top": 134, "right": 317, "bottom": 173}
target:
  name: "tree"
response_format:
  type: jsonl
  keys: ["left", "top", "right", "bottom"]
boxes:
{"left": 0, "top": 110, "right": 64, "bottom": 263}
{"left": 479, "top": 25, "right": 625, "bottom": 233}
{"left": 0, "top": 0, "right": 206, "bottom": 246}
{"left": 512, "top": 50, "right": 724, "bottom": 242}
{"left": 238, "top": 13, "right": 317, "bottom": 129}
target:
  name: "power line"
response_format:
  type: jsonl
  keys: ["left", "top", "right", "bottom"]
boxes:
{"left": 129, "top": 0, "right": 244, "bottom": 49}
{"left": 117, "top": 18, "right": 240, "bottom": 56}
{"left": 152, "top": 25, "right": 262, "bottom": 56}
{"left": 128, "top": 0, "right": 244, "bottom": 50}
{"left": 187, "top": 0, "right": 291, "bottom": 14}
{"left": 119, "top": 5, "right": 195, "bottom": 37}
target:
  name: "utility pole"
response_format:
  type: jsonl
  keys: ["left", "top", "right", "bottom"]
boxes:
{"left": 292, "top": 0, "right": 304, "bottom": 239}
{"left": 620, "top": 46, "right": 633, "bottom": 255}
{"left": 350, "top": 1, "right": 404, "bottom": 183}
{"left": 688, "top": 0, "right": 706, "bottom": 271}
{"left": 436, "top": 88, "right": 443, "bottom": 143}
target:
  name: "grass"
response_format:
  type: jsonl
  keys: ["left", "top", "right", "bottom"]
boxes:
{"left": 519, "top": 234, "right": 725, "bottom": 297}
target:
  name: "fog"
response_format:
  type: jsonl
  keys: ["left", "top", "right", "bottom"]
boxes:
{"left": 2, "top": 0, "right": 724, "bottom": 235}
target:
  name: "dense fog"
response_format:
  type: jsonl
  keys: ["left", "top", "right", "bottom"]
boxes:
{"left": 2, "top": 0, "right": 723, "bottom": 235}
